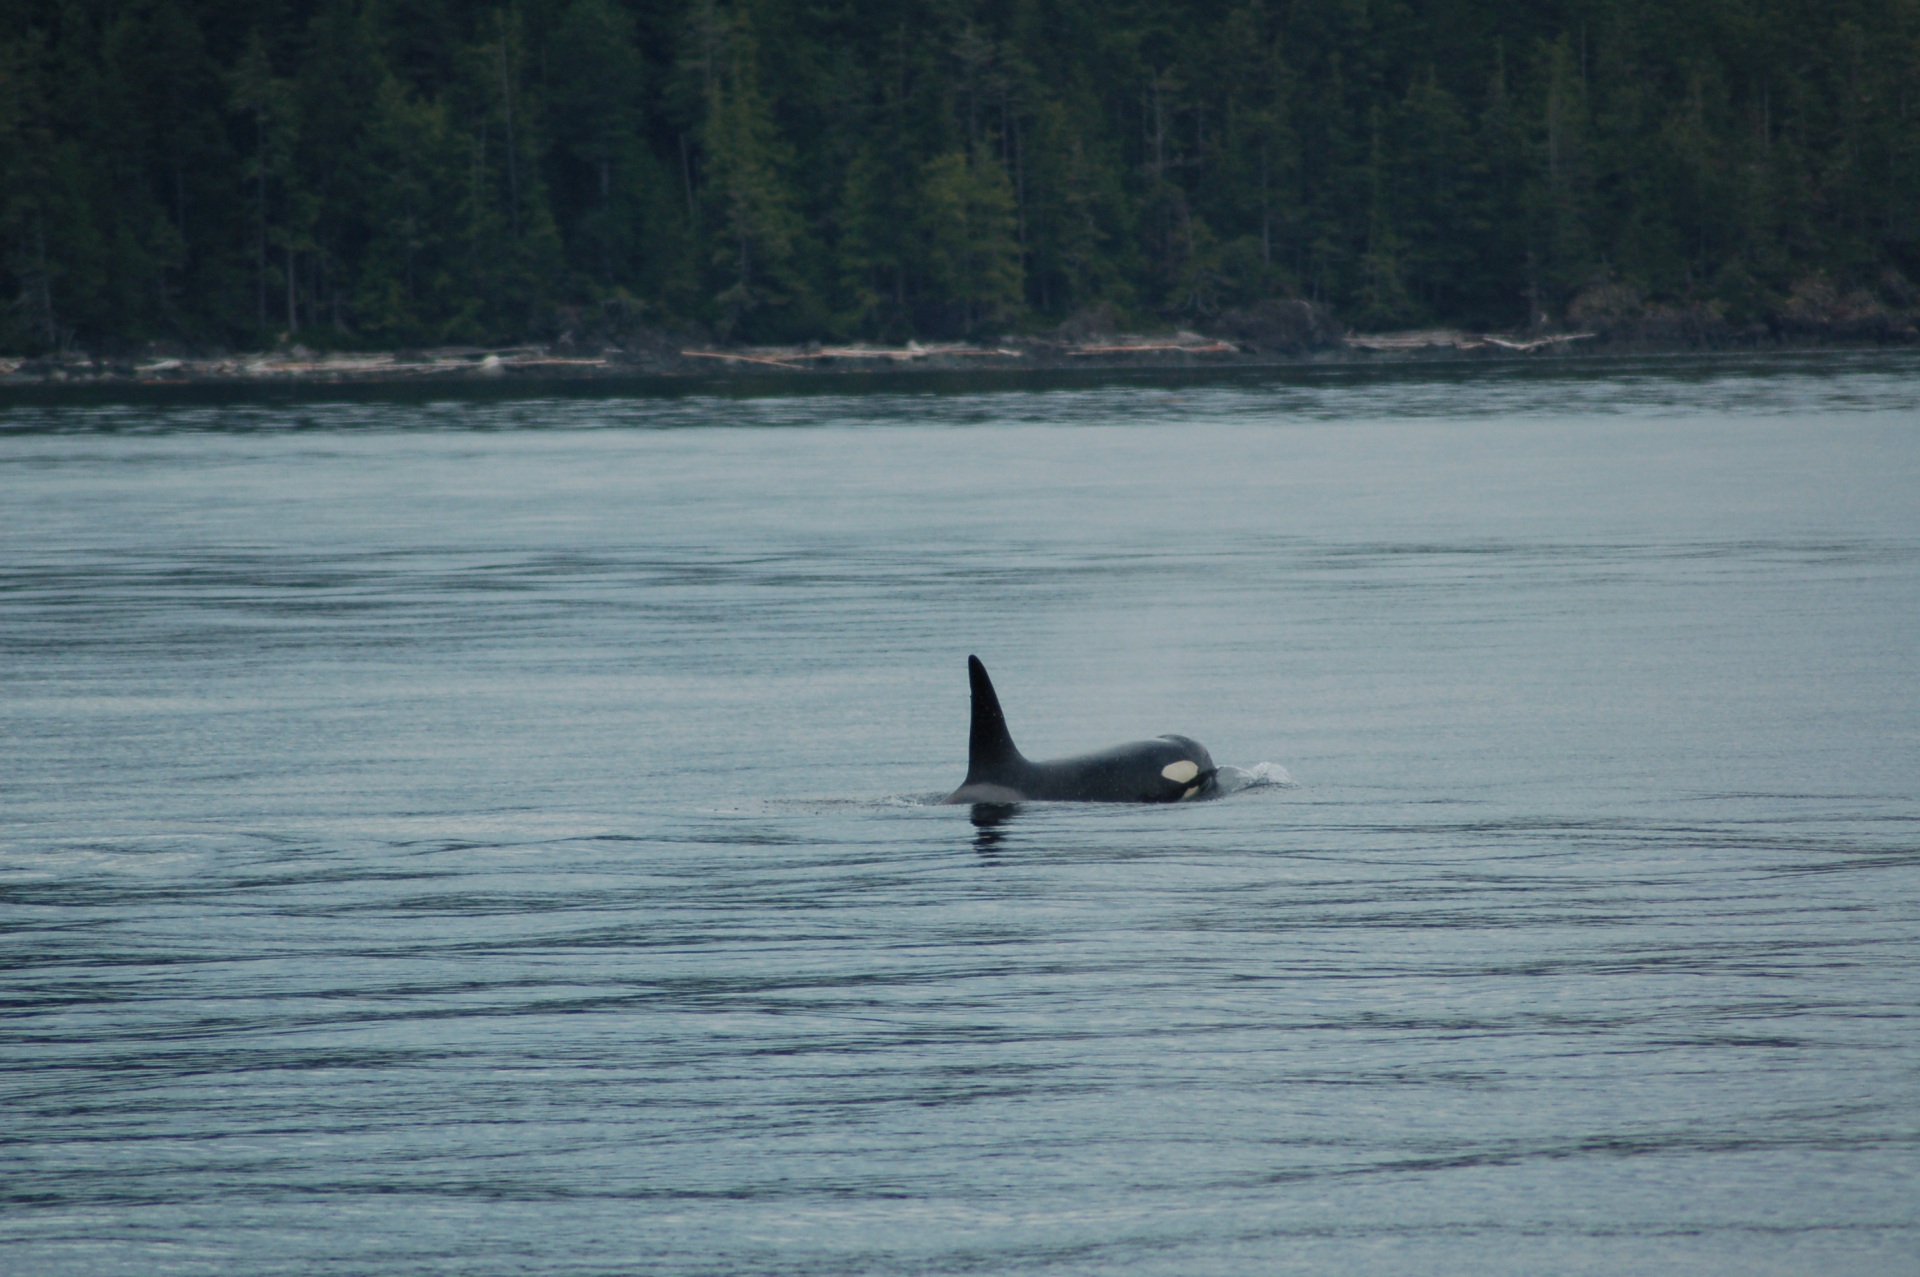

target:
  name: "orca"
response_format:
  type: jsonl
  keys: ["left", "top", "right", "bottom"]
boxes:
{"left": 943, "top": 656, "right": 1218, "bottom": 804}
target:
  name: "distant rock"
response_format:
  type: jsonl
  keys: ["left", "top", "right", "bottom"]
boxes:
{"left": 1200, "top": 299, "right": 1344, "bottom": 354}
{"left": 1773, "top": 277, "right": 1916, "bottom": 342}
{"left": 603, "top": 326, "right": 687, "bottom": 371}
{"left": 1568, "top": 280, "right": 1740, "bottom": 347}
{"left": 1568, "top": 276, "right": 1918, "bottom": 347}
{"left": 1055, "top": 304, "right": 1119, "bottom": 342}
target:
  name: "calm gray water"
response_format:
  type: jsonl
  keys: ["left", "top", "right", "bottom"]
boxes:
{"left": 3, "top": 356, "right": 1918, "bottom": 1275}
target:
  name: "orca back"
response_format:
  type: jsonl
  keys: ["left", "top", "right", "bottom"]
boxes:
{"left": 948, "top": 656, "right": 1215, "bottom": 805}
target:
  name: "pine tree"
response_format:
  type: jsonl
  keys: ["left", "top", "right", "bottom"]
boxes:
{"left": 355, "top": 72, "right": 461, "bottom": 341}
{"left": 545, "top": 0, "right": 649, "bottom": 292}
{"left": 101, "top": 0, "right": 237, "bottom": 341}
{"left": 697, "top": 5, "right": 804, "bottom": 339}
{"left": 0, "top": 29, "right": 65, "bottom": 350}
{"left": 3, "top": 0, "right": 1920, "bottom": 352}
{"left": 1021, "top": 83, "right": 1133, "bottom": 317}
{"left": 232, "top": 30, "right": 299, "bottom": 336}
{"left": 448, "top": 7, "right": 563, "bottom": 340}
{"left": 918, "top": 144, "right": 1022, "bottom": 334}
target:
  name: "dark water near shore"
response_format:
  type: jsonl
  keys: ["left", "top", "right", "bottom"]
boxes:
{"left": 4, "top": 355, "right": 1918, "bottom": 1274}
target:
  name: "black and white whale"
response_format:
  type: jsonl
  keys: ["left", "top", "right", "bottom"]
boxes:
{"left": 943, "top": 655, "right": 1217, "bottom": 804}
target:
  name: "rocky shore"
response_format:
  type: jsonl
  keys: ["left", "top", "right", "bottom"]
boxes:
{"left": 3, "top": 292, "right": 1914, "bottom": 391}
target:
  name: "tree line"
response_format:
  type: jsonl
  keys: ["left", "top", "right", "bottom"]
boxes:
{"left": 2, "top": 0, "right": 1917, "bottom": 354}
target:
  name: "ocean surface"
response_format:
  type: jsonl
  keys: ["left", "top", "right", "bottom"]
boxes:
{"left": 3, "top": 355, "right": 1918, "bottom": 1275}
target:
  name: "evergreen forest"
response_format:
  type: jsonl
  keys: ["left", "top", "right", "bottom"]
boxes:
{"left": 3, "top": 0, "right": 1918, "bottom": 354}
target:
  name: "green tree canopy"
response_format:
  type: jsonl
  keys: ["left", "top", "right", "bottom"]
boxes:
{"left": 3, "top": 0, "right": 1918, "bottom": 353}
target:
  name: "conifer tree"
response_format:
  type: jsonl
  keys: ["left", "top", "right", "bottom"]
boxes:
{"left": 448, "top": 7, "right": 562, "bottom": 340}
{"left": 918, "top": 144, "right": 1022, "bottom": 334}
{"left": 355, "top": 72, "right": 461, "bottom": 341}
{"left": 231, "top": 30, "right": 298, "bottom": 336}
{"left": 546, "top": 0, "right": 648, "bottom": 292}
{"left": 0, "top": 29, "right": 65, "bottom": 350}
{"left": 697, "top": 5, "right": 804, "bottom": 339}
{"left": 3, "top": 0, "right": 1920, "bottom": 352}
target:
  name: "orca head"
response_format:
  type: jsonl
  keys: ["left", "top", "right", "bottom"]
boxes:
{"left": 1155, "top": 735, "right": 1220, "bottom": 799}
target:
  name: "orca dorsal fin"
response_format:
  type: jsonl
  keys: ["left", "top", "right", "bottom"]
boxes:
{"left": 966, "top": 655, "right": 1023, "bottom": 781}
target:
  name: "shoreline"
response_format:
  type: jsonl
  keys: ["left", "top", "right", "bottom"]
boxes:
{"left": 2, "top": 328, "right": 1915, "bottom": 397}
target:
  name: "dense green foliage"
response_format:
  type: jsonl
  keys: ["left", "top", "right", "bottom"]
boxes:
{"left": 3, "top": 0, "right": 1918, "bottom": 352}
